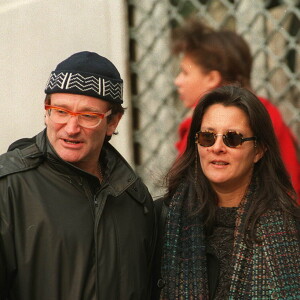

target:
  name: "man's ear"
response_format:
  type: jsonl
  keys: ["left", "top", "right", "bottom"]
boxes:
{"left": 44, "top": 112, "right": 49, "bottom": 127}
{"left": 106, "top": 113, "right": 123, "bottom": 136}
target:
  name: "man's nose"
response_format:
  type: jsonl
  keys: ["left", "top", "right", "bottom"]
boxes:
{"left": 64, "top": 116, "right": 81, "bottom": 134}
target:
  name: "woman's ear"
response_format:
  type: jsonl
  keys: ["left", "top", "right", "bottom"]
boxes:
{"left": 254, "top": 144, "right": 266, "bottom": 163}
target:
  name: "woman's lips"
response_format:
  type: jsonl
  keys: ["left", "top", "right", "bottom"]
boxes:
{"left": 211, "top": 160, "right": 229, "bottom": 165}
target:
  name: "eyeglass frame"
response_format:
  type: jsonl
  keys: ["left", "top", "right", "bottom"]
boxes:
{"left": 45, "top": 105, "right": 112, "bottom": 128}
{"left": 195, "top": 130, "right": 257, "bottom": 148}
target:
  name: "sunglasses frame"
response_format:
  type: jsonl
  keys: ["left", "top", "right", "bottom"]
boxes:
{"left": 195, "top": 130, "right": 257, "bottom": 148}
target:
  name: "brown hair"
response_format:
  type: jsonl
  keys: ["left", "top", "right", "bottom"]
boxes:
{"left": 171, "top": 17, "right": 252, "bottom": 88}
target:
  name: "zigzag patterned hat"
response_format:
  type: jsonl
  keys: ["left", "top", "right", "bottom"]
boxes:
{"left": 45, "top": 51, "right": 123, "bottom": 104}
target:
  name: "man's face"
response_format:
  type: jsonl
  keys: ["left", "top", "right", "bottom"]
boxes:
{"left": 45, "top": 93, "right": 121, "bottom": 172}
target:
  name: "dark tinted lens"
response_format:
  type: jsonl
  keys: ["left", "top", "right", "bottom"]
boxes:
{"left": 198, "top": 132, "right": 215, "bottom": 147}
{"left": 224, "top": 132, "right": 243, "bottom": 147}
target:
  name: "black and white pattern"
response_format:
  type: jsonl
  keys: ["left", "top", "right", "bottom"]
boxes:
{"left": 45, "top": 71, "right": 123, "bottom": 103}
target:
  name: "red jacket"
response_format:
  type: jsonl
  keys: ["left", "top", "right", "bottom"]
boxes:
{"left": 175, "top": 96, "right": 300, "bottom": 200}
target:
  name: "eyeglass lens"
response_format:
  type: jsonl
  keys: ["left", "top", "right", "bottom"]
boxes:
{"left": 198, "top": 131, "right": 244, "bottom": 147}
{"left": 48, "top": 108, "right": 101, "bottom": 128}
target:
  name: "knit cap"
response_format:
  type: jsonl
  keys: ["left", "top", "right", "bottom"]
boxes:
{"left": 45, "top": 51, "right": 123, "bottom": 103}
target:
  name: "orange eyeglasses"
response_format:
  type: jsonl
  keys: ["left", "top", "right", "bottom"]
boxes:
{"left": 45, "top": 105, "right": 112, "bottom": 128}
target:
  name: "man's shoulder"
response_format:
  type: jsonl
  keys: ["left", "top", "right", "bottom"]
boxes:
{"left": 0, "top": 143, "right": 44, "bottom": 178}
{"left": 126, "top": 176, "right": 152, "bottom": 202}
{"left": 103, "top": 143, "right": 138, "bottom": 190}
{"left": 104, "top": 144, "right": 153, "bottom": 203}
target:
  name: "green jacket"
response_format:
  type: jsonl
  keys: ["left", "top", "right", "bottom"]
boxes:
{"left": 0, "top": 130, "right": 156, "bottom": 300}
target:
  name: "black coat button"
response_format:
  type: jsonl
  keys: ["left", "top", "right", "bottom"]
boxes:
{"left": 157, "top": 278, "right": 165, "bottom": 288}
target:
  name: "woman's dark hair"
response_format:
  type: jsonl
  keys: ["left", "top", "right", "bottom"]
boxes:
{"left": 171, "top": 17, "right": 252, "bottom": 88}
{"left": 166, "top": 85, "right": 299, "bottom": 239}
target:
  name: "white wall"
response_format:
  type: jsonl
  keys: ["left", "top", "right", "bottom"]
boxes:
{"left": 0, "top": 0, "right": 133, "bottom": 165}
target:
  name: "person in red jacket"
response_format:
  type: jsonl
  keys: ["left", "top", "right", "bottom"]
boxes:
{"left": 171, "top": 17, "right": 300, "bottom": 198}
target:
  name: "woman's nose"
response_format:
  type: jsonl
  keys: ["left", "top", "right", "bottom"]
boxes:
{"left": 210, "top": 134, "right": 227, "bottom": 153}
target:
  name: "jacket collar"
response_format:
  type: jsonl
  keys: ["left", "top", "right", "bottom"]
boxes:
{"left": 35, "top": 129, "right": 138, "bottom": 197}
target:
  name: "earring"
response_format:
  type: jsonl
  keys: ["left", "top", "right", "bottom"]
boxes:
{"left": 194, "top": 146, "right": 198, "bottom": 186}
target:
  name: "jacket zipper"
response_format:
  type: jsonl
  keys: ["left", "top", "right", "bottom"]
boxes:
{"left": 94, "top": 195, "right": 98, "bottom": 207}
{"left": 93, "top": 185, "right": 109, "bottom": 298}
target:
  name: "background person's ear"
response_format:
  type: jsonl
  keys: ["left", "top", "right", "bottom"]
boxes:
{"left": 206, "top": 70, "right": 222, "bottom": 90}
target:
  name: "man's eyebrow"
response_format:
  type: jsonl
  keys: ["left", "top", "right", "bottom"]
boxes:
{"left": 50, "top": 103, "right": 102, "bottom": 113}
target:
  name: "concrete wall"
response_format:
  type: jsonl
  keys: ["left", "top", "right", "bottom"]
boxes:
{"left": 0, "top": 0, "right": 133, "bottom": 165}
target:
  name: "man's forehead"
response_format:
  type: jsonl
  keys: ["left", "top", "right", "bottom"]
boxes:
{"left": 50, "top": 93, "right": 110, "bottom": 110}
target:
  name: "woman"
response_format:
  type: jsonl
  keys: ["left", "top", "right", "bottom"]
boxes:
{"left": 171, "top": 17, "right": 300, "bottom": 197}
{"left": 155, "top": 85, "right": 300, "bottom": 299}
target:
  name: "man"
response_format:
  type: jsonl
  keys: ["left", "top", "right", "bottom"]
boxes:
{"left": 0, "top": 51, "right": 156, "bottom": 300}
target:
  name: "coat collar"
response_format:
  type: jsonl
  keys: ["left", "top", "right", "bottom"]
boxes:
{"left": 35, "top": 129, "right": 138, "bottom": 197}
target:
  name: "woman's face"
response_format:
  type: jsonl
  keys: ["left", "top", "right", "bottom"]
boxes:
{"left": 174, "top": 54, "right": 219, "bottom": 108}
{"left": 197, "top": 104, "right": 263, "bottom": 194}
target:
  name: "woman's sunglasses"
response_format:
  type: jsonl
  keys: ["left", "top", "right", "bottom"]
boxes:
{"left": 195, "top": 131, "right": 257, "bottom": 148}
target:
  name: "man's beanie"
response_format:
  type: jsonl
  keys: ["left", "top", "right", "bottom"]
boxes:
{"left": 45, "top": 51, "right": 123, "bottom": 104}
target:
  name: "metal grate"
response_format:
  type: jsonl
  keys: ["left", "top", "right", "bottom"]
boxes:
{"left": 128, "top": 0, "right": 300, "bottom": 197}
